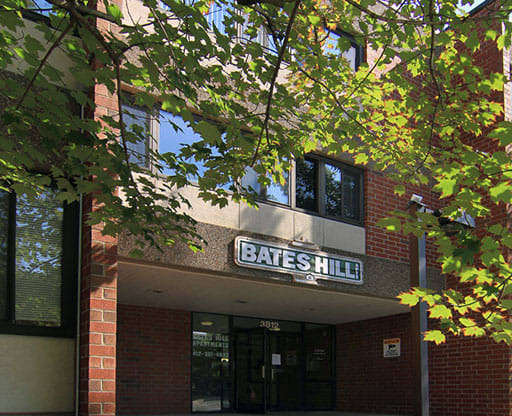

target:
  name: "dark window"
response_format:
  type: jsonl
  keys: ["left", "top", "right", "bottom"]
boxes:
{"left": 0, "top": 189, "right": 78, "bottom": 337}
{"left": 295, "top": 156, "right": 363, "bottom": 225}
{"left": 304, "top": 324, "right": 334, "bottom": 409}
{"left": 0, "top": 192, "right": 9, "bottom": 321}
{"left": 324, "top": 31, "right": 364, "bottom": 71}
{"left": 295, "top": 158, "right": 317, "bottom": 212}
{"left": 121, "top": 103, "right": 151, "bottom": 168}
{"left": 192, "top": 313, "right": 231, "bottom": 412}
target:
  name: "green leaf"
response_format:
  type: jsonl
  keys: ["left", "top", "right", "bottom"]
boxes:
{"left": 459, "top": 317, "right": 475, "bottom": 327}
{"left": 398, "top": 292, "right": 419, "bottom": 306}
{"left": 424, "top": 330, "right": 446, "bottom": 345}
{"left": 394, "top": 184, "right": 405, "bottom": 196}
{"left": 428, "top": 304, "right": 453, "bottom": 319}
{"left": 377, "top": 217, "right": 402, "bottom": 232}
{"left": 462, "top": 326, "right": 485, "bottom": 337}
{"left": 489, "top": 181, "right": 512, "bottom": 203}
{"left": 499, "top": 299, "right": 512, "bottom": 310}
{"left": 307, "top": 15, "right": 321, "bottom": 25}
{"left": 106, "top": 3, "right": 122, "bottom": 21}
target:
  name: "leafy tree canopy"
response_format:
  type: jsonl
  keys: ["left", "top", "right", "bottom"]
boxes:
{"left": 0, "top": 0, "right": 511, "bottom": 342}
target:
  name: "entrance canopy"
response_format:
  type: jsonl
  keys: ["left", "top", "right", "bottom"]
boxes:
{"left": 118, "top": 261, "right": 408, "bottom": 324}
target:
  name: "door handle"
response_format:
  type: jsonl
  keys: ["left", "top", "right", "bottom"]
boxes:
{"left": 262, "top": 365, "right": 265, "bottom": 379}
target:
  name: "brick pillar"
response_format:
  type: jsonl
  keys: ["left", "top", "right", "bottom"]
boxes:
{"left": 79, "top": 1, "right": 123, "bottom": 413}
{"left": 79, "top": 193, "right": 118, "bottom": 416}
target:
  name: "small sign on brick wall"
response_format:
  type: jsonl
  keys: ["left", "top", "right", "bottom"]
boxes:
{"left": 383, "top": 338, "right": 401, "bottom": 358}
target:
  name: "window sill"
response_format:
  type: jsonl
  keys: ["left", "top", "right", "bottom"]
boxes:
{"left": 0, "top": 322, "right": 76, "bottom": 338}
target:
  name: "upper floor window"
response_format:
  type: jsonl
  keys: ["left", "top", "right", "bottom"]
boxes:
{"left": 324, "top": 31, "right": 364, "bottom": 71}
{"left": 158, "top": 109, "right": 218, "bottom": 178}
{"left": 240, "top": 167, "right": 289, "bottom": 205}
{"left": 122, "top": 103, "right": 152, "bottom": 168}
{"left": 157, "top": 0, "right": 274, "bottom": 51}
{"left": 0, "top": 189, "right": 78, "bottom": 336}
{"left": 121, "top": 99, "right": 364, "bottom": 226}
{"left": 26, "top": 0, "right": 53, "bottom": 15}
{"left": 121, "top": 102, "right": 228, "bottom": 183}
{"left": 296, "top": 156, "right": 363, "bottom": 225}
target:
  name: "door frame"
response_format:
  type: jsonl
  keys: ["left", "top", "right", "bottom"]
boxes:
{"left": 234, "top": 328, "right": 305, "bottom": 412}
{"left": 266, "top": 330, "right": 304, "bottom": 412}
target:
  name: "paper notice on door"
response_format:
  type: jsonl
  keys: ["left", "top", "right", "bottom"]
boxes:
{"left": 271, "top": 354, "right": 281, "bottom": 365}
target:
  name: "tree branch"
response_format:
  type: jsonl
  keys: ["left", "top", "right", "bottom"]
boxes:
{"left": 250, "top": 0, "right": 301, "bottom": 166}
{"left": 46, "top": 0, "right": 119, "bottom": 23}
{"left": 13, "top": 20, "right": 74, "bottom": 113}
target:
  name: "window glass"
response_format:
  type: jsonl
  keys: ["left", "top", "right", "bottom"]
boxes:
{"left": 304, "top": 324, "right": 333, "bottom": 409}
{"left": 343, "top": 171, "right": 360, "bottom": 220}
{"left": 192, "top": 313, "right": 231, "bottom": 412}
{"left": 158, "top": 0, "right": 195, "bottom": 11}
{"left": 122, "top": 104, "right": 150, "bottom": 167}
{"left": 266, "top": 175, "right": 289, "bottom": 204}
{"left": 324, "top": 31, "right": 360, "bottom": 71}
{"left": 296, "top": 157, "right": 362, "bottom": 224}
{"left": 206, "top": 1, "right": 229, "bottom": 35}
{"left": 324, "top": 163, "right": 342, "bottom": 217}
{"left": 15, "top": 191, "right": 63, "bottom": 326}
{"left": 203, "top": 0, "right": 273, "bottom": 51}
{"left": 159, "top": 111, "right": 233, "bottom": 190}
{"left": 241, "top": 167, "right": 289, "bottom": 205}
{"left": 28, "top": 0, "right": 53, "bottom": 15}
{"left": 0, "top": 191, "right": 8, "bottom": 320}
{"left": 296, "top": 158, "right": 317, "bottom": 212}
{"left": 158, "top": 110, "right": 208, "bottom": 178}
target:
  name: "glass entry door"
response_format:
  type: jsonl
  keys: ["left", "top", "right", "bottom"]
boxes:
{"left": 235, "top": 329, "right": 266, "bottom": 412}
{"left": 267, "top": 332, "right": 302, "bottom": 411}
{"left": 235, "top": 328, "right": 303, "bottom": 412}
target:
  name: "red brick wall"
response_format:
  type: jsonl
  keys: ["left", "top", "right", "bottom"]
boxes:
{"left": 80, "top": 194, "right": 118, "bottom": 416}
{"left": 116, "top": 304, "right": 191, "bottom": 414}
{"left": 428, "top": 272, "right": 511, "bottom": 416}
{"left": 429, "top": 333, "right": 511, "bottom": 416}
{"left": 365, "top": 171, "right": 441, "bottom": 269}
{"left": 336, "top": 313, "right": 414, "bottom": 415}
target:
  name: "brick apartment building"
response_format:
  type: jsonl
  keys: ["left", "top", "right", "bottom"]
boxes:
{"left": 0, "top": 0, "right": 510, "bottom": 416}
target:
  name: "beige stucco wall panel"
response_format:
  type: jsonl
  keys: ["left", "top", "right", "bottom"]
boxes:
{"left": 5, "top": 19, "right": 81, "bottom": 89}
{"left": 0, "top": 335, "right": 75, "bottom": 413}
{"left": 178, "top": 185, "right": 240, "bottom": 229}
{"left": 239, "top": 202, "right": 293, "bottom": 239}
{"left": 293, "top": 211, "right": 324, "bottom": 245}
{"left": 323, "top": 218, "right": 366, "bottom": 255}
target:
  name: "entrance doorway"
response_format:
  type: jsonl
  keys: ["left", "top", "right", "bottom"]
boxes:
{"left": 191, "top": 313, "right": 334, "bottom": 413}
{"left": 235, "top": 329, "right": 302, "bottom": 412}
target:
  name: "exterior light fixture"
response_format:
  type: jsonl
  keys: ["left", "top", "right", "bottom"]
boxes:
{"left": 407, "top": 193, "right": 475, "bottom": 416}
{"left": 200, "top": 321, "right": 214, "bottom": 327}
{"left": 409, "top": 193, "right": 424, "bottom": 206}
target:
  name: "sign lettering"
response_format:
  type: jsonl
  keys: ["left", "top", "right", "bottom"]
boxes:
{"left": 235, "top": 237, "right": 363, "bottom": 285}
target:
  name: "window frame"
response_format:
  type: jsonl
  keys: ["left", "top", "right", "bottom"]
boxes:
{"left": 339, "top": 31, "right": 364, "bottom": 71}
{"left": 121, "top": 102, "right": 158, "bottom": 169}
{"left": 240, "top": 166, "right": 291, "bottom": 208}
{"left": 0, "top": 190, "right": 79, "bottom": 338}
{"left": 294, "top": 155, "right": 364, "bottom": 227}
{"left": 326, "top": 30, "right": 365, "bottom": 71}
